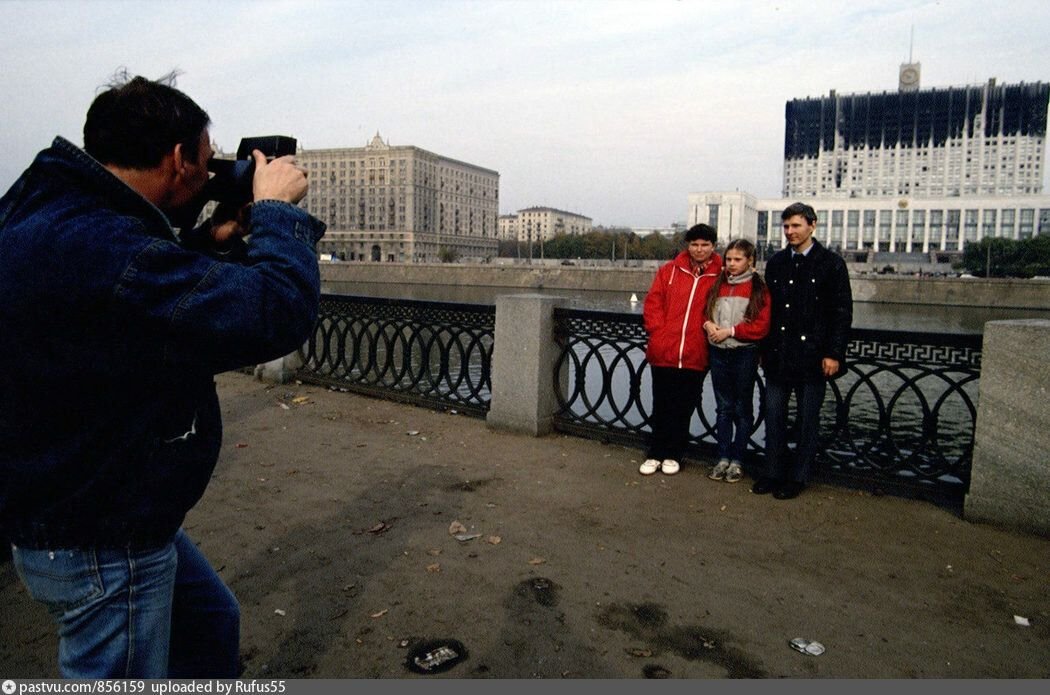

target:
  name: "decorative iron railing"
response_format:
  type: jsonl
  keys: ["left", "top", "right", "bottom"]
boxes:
{"left": 297, "top": 295, "right": 494, "bottom": 416}
{"left": 552, "top": 308, "right": 982, "bottom": 506}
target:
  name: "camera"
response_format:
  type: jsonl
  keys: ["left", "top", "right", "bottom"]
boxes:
{"left": 170, "top": 135, "right": 296, "bottom": 231}
{"left": 204, "top": 135, "right": 298, "bottom": 206}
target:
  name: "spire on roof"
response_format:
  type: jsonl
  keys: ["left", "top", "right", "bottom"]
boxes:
{"left": 367, "top": 131, "right": 389, "bottom": 149}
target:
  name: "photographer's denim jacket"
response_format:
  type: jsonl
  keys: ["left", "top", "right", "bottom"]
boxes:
{"left": 0, "top": 137, "right": 326, "bottom": 549}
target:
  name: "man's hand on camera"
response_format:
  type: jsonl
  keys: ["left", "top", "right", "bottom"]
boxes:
{"left": 252, "top": 149, "right": 309, "bottom": 204}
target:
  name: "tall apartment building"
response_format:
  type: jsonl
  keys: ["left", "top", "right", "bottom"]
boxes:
{"left": 500, "top": 206, "right": 592, "bottom": 242}
{"left": 783, "top": 68, "right": 1049, "bottom": 199}
{"left": 298, "top": 133, "right": 499, "bottom": 262}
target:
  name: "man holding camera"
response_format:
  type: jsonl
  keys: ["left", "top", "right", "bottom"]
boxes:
{"left": 0, "top": 72, "right": 325, "bottom": 677}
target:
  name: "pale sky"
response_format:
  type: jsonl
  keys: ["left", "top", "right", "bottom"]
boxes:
{"left": 3, "top": 0, "right": 1050, "bottom": 227}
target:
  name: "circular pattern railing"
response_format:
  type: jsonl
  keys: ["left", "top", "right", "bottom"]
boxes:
{"left": 298, "top": 295, "right": 494, "bottom": 415}
{"left": 553, "top": 308, "right": 980, "bottom": 505}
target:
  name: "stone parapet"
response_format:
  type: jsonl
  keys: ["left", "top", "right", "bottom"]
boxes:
{"left": 965, "top": 319, "right": 1050, "bottom": 535}
{"left": 486, "top": 294, "right": 566, "bottom": 436}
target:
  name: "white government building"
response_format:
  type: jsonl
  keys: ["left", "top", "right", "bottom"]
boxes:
{"left": 690, "top": 65, "right": 1050, "bottom": 257}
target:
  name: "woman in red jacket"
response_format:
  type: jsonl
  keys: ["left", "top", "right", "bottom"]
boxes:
{"left": 640, "top": 224, "right": 722, "bottom": 476}
{"left": 701, "top": 239, "right": 771, "bottom": 483}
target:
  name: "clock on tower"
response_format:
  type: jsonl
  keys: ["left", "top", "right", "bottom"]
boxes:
{"left": 899, "top": 63, "right": 921, "bottom": 92}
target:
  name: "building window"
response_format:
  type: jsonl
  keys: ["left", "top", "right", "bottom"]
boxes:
{"left": 964, "top": 209, "right": 979, "bottom": 242}
{"left": 1001, "top": 209, "right": 1015, "bottom": 238}
{"left": 1019, "top": 209, "right": 1035, "bottom": 238}
{"left": 1039, "top": 209, "right": 1050, "bottom": 236}
{"left": 982, "top": 209, "right": 997, "bottom": 239}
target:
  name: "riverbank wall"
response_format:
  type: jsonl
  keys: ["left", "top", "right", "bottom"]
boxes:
{"left": 319, "top": 262, "right": 1050, "bottom": 309}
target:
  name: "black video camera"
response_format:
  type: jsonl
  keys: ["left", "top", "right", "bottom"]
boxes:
{"left": 170, "top": 135, "right": 297, "bottom": 231}
{"left": 204, "top": 135, "right": 298, "bottom": 205}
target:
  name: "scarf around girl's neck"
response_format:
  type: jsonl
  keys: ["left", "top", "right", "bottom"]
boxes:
{"left": 727, "top": 268, "right": 753, "bottom": 285}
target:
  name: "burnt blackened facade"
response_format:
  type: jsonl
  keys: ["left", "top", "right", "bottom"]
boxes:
{"left": 783, "top": 80, "right": 1049, "bottom": 199}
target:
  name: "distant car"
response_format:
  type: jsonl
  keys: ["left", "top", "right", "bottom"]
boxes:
{"left": 560, "top": 260, "right": 576, "bottom": 266}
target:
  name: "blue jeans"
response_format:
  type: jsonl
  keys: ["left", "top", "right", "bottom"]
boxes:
{"left": 708, "top": 346, "right": 760, "bottom": 463}
{"left": 11, "top": 529, "right": 239, "bottom": 678}
{"left": 762, "top": 378, "right": 827, "bottom": 483}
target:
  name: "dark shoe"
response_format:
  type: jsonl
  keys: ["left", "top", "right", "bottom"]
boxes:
{"left": 773, "top": 481, "right": 805, "bottom": 500}
{"left": 751, "top": 477, "right": 778, "bottom": 495}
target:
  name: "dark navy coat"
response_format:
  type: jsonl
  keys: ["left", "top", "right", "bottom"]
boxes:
{"left": 762, "top": 240, "right": 853, "bottom": 383}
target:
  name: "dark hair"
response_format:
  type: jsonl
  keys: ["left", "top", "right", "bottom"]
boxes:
{"left": 684, "top": 223, "right": 717, "bottom": 243}
{"left": 704, "top": 238, "right": 767, "bottom": 323}
{"left": 781, "top": 202, "right": 817, "bottom": 224}
{"left": 84, "top": 69, "right": 210, "bottom": 169}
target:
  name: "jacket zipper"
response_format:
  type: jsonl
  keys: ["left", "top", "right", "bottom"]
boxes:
{"left": 676, "top": 267, "right": 700, "bottom": 368}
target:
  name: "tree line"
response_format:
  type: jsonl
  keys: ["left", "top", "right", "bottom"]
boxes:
{"left": 498, "top": 228, "right": 683, "bottom": 261}
{"left": 958, "top": 236, "right": 1050, "bottom": 278}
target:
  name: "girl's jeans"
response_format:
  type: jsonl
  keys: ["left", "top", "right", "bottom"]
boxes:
{"left": 708, "top": 345, "right": 760, "bottom": 463}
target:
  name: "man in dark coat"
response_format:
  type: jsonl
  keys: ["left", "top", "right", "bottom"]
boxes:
{"left": 754, "top": 202, "right": 853, "bottom": 500}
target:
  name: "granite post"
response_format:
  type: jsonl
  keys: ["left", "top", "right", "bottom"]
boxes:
{"left": 487, "top": 294, "right": 566, "bottom": 436}
{"left": 965, "top": 319, "right": 1050, "bottom": 536}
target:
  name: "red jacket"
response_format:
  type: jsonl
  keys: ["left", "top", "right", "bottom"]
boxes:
{"left": 643, "top": 251, "right": 723, "bottom": 371}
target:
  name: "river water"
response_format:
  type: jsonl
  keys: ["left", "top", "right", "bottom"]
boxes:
{"left": 323, "top": 280, "right": 1050, "bottom": 333}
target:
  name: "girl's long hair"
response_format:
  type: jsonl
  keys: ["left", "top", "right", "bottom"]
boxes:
{"left": 704, "top": 239, "right": 767, "bottom": 322}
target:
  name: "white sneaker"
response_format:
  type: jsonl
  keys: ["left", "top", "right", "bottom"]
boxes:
{"left": 725, "top": 462, "right": 743, "bottom": 483}
{"left": 639, "top": 458, "right": 660, "bottom": 475}
{"left": 709, "top": 459, "right": 730, "bottom": 480}
{"left": 661, "top": 459, "right": 680, "bottom": 475}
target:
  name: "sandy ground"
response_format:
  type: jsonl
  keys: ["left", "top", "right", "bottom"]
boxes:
{"left": 2, "top": 371, "right": 1048, "bottom": 679}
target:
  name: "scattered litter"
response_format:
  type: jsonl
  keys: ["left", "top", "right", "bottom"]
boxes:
{"left": 291, "top": 396, "right": 310, "bottom": 405}
{"left": 274, "top": 609, "right": 286, "bottom": 617}
{"left": 370, "top": 609, "right": 388, "bottom": 619}
{"left": 1014, "top": 615, "right": 1031, "bottom": 627}
{"left": 426, "top": 563, "right": 441, "bottom": 573}
{"left": 399, "top": 639, "right": 410, "bottom": 648}
{"left": 719, "top": 504, "right": 727, "bottom": 512}
{"left": 235, "top": 443, "right": 248, "bottom": 448}
{"left": 789, "top": 637, "right": 825, "bottom": 656}
{"left": 449, "top": 410, "right": 458, "bottom": 415}
{"left": 486, "top": 535, "right": 502, "bottom": 545}
{"left": 405, "top": 639, "right": 468, "bottom": 674}
{"left": 448, "top": 521, "right": 467, "bottom": 535}
{"left": 366, "top": 522, "right": 390, "bottom": 535}
{"left": 528, "top": 557, "right": 547, "bottom": 566}
{"left": 454, "top": 533, "right": 482, "bottom": 542}
{"left": 407, "top": 430, "right": 420, "bottom": 436}
{"left": 278, "top": 403, "right": 290, "bottom": 410}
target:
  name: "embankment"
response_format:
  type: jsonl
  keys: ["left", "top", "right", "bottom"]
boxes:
{"left": 319, "top": 262, "right": 1050, "bottom": 309}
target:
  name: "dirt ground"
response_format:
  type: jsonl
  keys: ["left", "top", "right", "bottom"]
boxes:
{"left": 2, "top": 371, "right": 1048, "bottom": 679}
